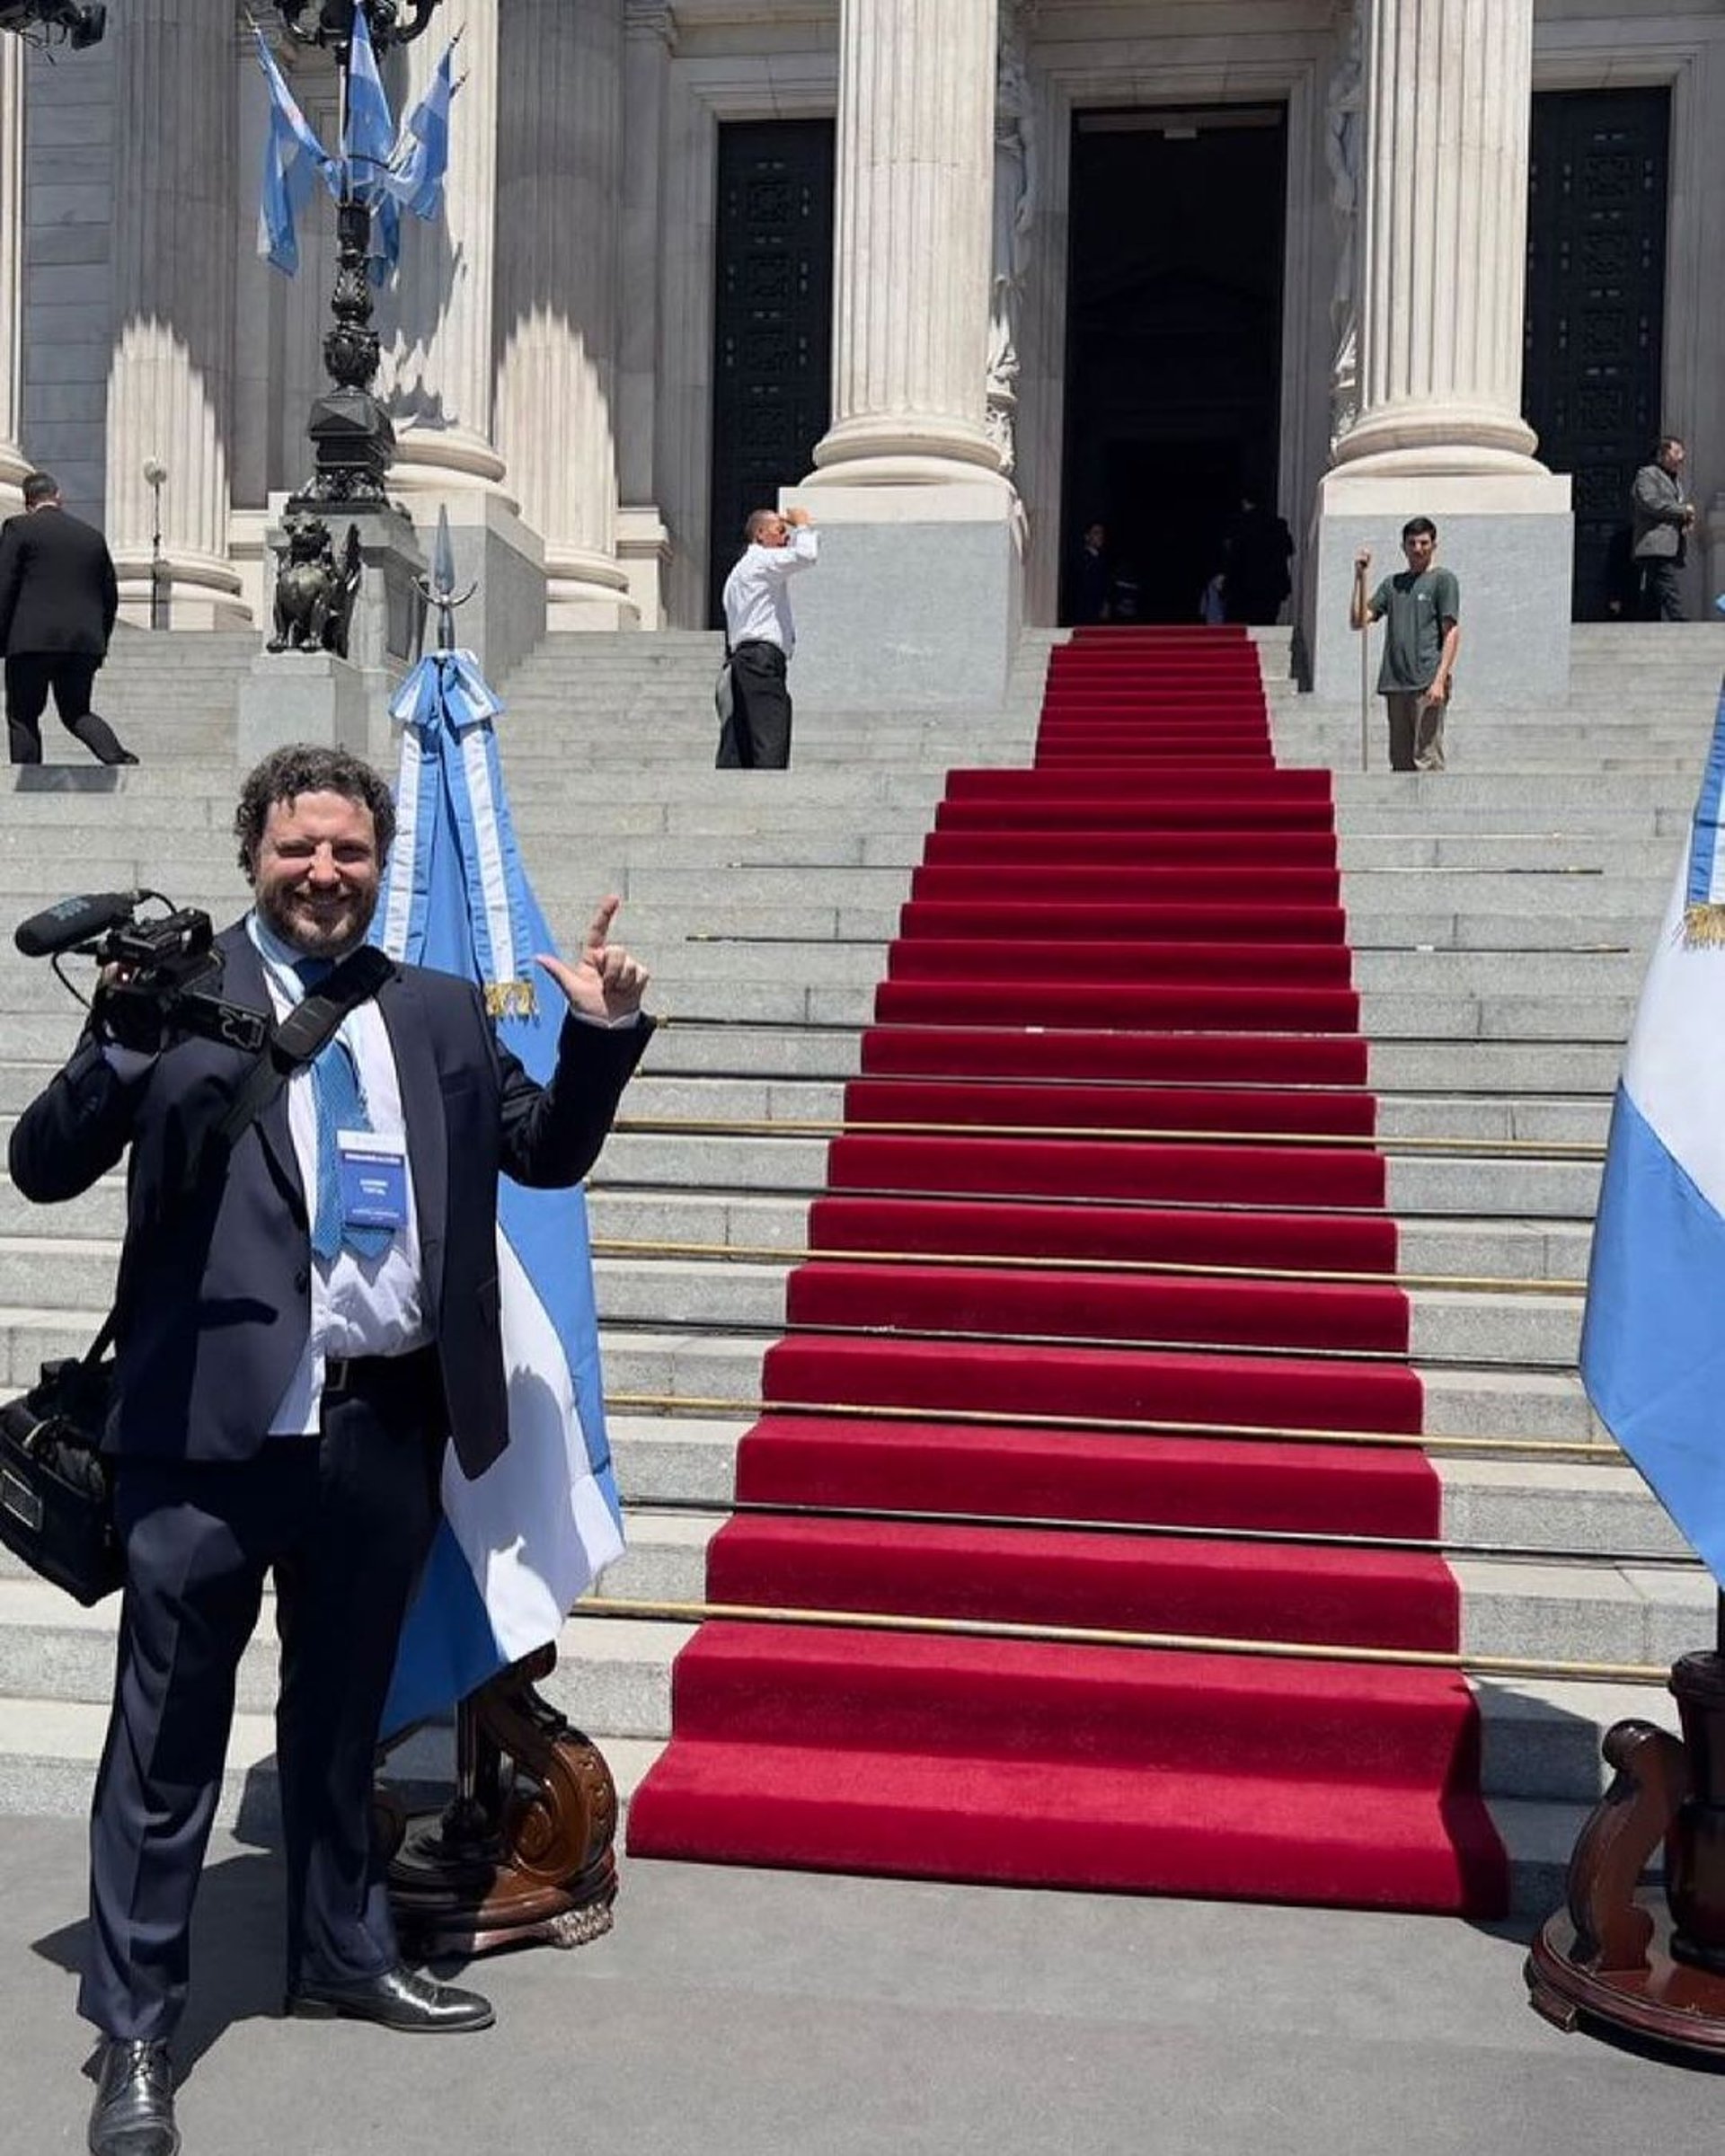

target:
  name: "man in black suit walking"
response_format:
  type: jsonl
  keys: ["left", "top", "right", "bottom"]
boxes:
{"left": 0, "top": 469, "right": 137, "bottom": 765}
{"left": 10, "top": 744, "right": 651, "bottom": 2156}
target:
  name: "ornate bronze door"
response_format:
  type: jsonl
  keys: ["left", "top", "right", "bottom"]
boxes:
{"left": 708, "top": 121, "right": 836, "bottom": 629}
{"left": 1524, "top": 89, "right": 1671, "bottom": 620}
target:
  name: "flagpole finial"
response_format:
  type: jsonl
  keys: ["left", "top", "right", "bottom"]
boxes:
{"left": 414, "top": 505, "right": 478, "bottom": 651}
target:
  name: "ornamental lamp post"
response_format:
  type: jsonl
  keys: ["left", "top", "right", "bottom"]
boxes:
{"left": 271, "top": 1, "right": 443, "bottom": 508}
{"left": 141, "top": 458, "right": 167, "bottom": 630}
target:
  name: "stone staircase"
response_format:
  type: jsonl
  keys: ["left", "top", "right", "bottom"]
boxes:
{"left": 0, "top": 616, "right": 1719, "bottom": 1912}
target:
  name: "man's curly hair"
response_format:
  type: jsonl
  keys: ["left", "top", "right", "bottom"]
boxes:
{"left": 234, "top": 744, "right": 396, "bottom": 880}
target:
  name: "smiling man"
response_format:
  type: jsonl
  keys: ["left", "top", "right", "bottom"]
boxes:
{"left": 9, "top": 744, "right": 652, "bottom": 2156}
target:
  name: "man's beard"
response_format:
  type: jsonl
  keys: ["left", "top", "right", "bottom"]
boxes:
{"left": 255, "top": 879, "right": 380, "bottom": 958}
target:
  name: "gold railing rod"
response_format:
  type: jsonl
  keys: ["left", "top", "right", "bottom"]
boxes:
{"left": 611, "top": 1113, "right": 1606, "bottom": 1161}
{"left": 589, "top": 1233, "right": 1586, "bottom": 1298}
{"left": 681, "top": 932, "right": 1635, "bottom": 958}
{"left": 580, "top": 1595, "right": 1668, "bottom": 1686}
{"left": 604, "top": 1390, "right": 1619, "bottom": 1460}
{"left": 625, "top": 1494, "right": 1696, "bottom": 1572}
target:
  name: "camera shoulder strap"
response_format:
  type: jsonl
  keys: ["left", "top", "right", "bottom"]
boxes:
{"left": 188, "top": 943, "right": 396, "bottom": 1193}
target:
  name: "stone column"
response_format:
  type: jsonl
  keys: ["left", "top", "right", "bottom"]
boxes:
{"left": 615, "top": 1, "right": 676, "bottom": 627}
{"left": 0, "top": 38, "right": 28, "bottom": 517}
{"left": 383, "top": 0, "right": 508, "bottom": 495}
{"left": 493, "top": 0, "right": 633, "bottom": 628}
{"left": 806, "top": 0, "right": 1004, "bottom": 488}
{"left": 1334, "top": 0, "right": 1543, "bottom": 478}
{"left": 1306, "top": 0, "right": 1570, "bottom": 704}
{"left": 103, "top": 2, "right": 246, "bottom": 626}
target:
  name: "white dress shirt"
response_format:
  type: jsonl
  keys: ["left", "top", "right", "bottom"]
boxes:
{"left": 246, "top": 914, "right": 430, "bottom": 1434}
{"left": 721, "top": 527, "right": 818, "bottom": 656}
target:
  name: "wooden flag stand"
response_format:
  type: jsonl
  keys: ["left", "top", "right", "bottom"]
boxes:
{"left": 1526, "top": 1600, "right": 1725, "bottom": 2055}
{"left": 376, "top": 1645, "right": 620, "bottom": 1959}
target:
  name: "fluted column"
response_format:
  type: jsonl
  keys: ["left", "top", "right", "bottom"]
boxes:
{"left": 0, "top": 38, "right": 28, "bottom": 517}
{"left": 806, "top": 0, "right": 1006, "bottom": 488}
{"left": 104, "top": 2, "right": 244, "bottom": 625}
{"left": 1333, "top": 0, "right": 1546, "bottom": 475}
{"left": 494, "top": 0, "right": 632, "bottom": 625}
{"left": 383, "top": 0, "right": 507, "bottom": 493}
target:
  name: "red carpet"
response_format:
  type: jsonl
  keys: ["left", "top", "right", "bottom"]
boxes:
{"left": 628, "top": 624, "right": 1508, "bottom": 1916}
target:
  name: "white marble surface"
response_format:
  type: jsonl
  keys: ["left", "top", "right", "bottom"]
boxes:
{"left": 0, "top": 39, "right": 27, "bottom": 515}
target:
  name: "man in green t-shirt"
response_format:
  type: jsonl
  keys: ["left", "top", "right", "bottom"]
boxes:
{"left": 1349, "top": 517, "right": 1462, "bottom": 773}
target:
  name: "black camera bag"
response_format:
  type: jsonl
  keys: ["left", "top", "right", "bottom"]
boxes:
{"left": 0, "top": 944, "right": 395, "bottom": 1606}
{"left": 0, "top": 1316, "right": 121, "bottom": 1605}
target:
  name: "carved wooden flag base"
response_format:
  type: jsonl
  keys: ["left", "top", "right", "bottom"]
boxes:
{"left": 376, "top": 1646, "right": 620, "bottom": 1960}
{"left": 1526, "top": 1648, "right": 1725, "bottom": 2057}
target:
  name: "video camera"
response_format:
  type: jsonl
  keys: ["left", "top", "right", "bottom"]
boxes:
{"left": 0, "top": 3, "right": 107, "bottom": 50}
{"left": 14, "top": 892, "right": 270, "bottom": 1056}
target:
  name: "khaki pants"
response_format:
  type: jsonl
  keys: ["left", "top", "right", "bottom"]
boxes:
{"left": 1384, "top": 690, "right": 1446, "bottom": 773}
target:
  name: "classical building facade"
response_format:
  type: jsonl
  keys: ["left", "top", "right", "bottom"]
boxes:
{"left": 1, "top": 1, "right": 1718, "bottom": 701}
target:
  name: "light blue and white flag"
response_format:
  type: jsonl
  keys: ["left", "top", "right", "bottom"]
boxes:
{"left": 253, "top": 27, "right": 339, "bottom": 276}
{"left": 1582, "top": 681, "right": 1725, "bottom": 1585}
{"left": 376, "top": 647, "right": 625, "bottom": 1733}
{"left": 342, "top": 0, "right": 396, "bottom": 207}
{"left": 393, "top": 34, "right": 459, "bottom": 222}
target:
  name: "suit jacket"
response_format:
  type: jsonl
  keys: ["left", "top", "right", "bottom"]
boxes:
{"left": 1631, "top": 463, "right": 1689, "bottom": 562}
{"left": 7, "top": 926, "right": 652, "bottom": 1480}
{"left": 0, "top": 506, "right": 120, "bottom": 657}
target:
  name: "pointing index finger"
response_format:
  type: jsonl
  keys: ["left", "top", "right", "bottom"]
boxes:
{"left": 582, "top": 894, "right": 622, "bottom": 956}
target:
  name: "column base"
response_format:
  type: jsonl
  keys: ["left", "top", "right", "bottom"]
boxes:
{"left": 777, "top": 481, "right": 1024, "bottom": 713}
{"left": 113, "top": 550, "right": 251, "bottom": 632}
{"left": 0, "top": 439, "right": 29, "bottom": 521}
{"left": 806, "top": 415, "right": 1009, "bottom": 491}
{"left": 546, "top": 543, "right": 639, "bottom": 632}
{"left": 389, "top": 422, "right": 512, "bottom": 500}
{"left": 400, "top": 489, "right": 547, "bottom": 685}
{"left": 1331, "top": 409, "right": 1544, "bottom": 478}
{"left": 1304, "top": 466, "right": 1573, "bottom": 706}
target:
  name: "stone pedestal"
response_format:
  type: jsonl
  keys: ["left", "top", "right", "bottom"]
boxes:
{"left": 403, "top": 490, "right": 546, "bottom": 687}
{"left": 0, "top": 40, "right": 29, "bottom": 519}
{"left": 245, "top": 501, "right": 427, "bottom": 764}
{"left": 1305, "top": 0, "right": 1571, "bottom": 704}
{"left": 238, "top": 652, "right": 372, "bottom": 768}
{"left": 783, "top": 483, "right": 1022, "bottom": 713}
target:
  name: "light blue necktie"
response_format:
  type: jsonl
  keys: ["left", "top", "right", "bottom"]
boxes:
{"left": 295, "top": 958, "right": 394, "bottom": 1264}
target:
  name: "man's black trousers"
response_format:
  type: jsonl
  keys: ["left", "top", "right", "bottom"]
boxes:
{"left": 4, "top": 653, "right": 130, "bottom": 764}
{"left": 80, "top": 1352, "right": 444, "bottom": 2041}
{"left": 717, "top": 640, "right": 792, "bottom": 769}
{"left": 1636, "top": 559, "right": 1685, "bottom": 623}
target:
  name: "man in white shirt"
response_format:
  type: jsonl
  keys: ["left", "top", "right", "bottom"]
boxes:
{"left": 718, "top": 505, "right": 818, "bottom": 769}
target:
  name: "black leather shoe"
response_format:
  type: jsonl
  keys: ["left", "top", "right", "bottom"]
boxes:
{"left": 286, "top": 1963, "right": 494, "bottom": 2034}
{"left": 88, "top": 2038, "right": 179, "bottom": 2156}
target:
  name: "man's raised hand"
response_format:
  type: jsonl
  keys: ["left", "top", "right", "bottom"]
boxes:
{"left": 536, "top": 896, "right": 650, "bottom": 1023}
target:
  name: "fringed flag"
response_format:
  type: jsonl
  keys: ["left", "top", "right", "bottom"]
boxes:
{"left": 376, "top": 646, "right": 625, "bottom": 1733}
{"left": 1581, "top": 679, "right": 1725, "bottom": 1583}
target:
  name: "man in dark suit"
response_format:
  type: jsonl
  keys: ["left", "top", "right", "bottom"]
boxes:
{"left": 10, "top": 744, "right": 651, "bottom": 2156}
{"left": 0, "top": 469, "right": 136, "bottom": 766}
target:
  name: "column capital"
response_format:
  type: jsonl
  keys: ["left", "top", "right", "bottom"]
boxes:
{"left": 624, "top": 1, "right": 677, "bottom": 44}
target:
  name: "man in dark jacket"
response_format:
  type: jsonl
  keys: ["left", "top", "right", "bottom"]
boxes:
{"left": 11, "top": 744, "right": 651, "bottom": 2156}
{"left": 1630, "top": 436, "right": 1696, "bottom": 623}
{"left": 0, "top": 469, "right": 136, "bottom": 764}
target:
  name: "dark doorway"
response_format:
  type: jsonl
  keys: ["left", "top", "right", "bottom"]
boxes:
{"left": 1061, "top": 107, "right": 1287, "bottom": 625}
{"left": 707, "top": 120, "right": 836, "bottom": 629}
{"left": 1524, "top": 90, "right": 1672, "bottom": 621}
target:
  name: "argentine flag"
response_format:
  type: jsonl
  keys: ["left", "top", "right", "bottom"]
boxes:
{"left": 252, "top": 28, "right": 339, "bottom": 276}
{"left": 1582, "top": 682, "right": 1725, "bottom": 1585}
{"left": 376, "top": 647, "right": 624, "bottom": 1734}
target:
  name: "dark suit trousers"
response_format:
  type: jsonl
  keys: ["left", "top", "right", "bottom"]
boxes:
{"left": 80, "top": 1356, "right": 444, "bottom": 2040}
{"left": 5, "top": 653, "right": 130, "bottom": 764}
{"left": 716, "top": 641, "right": 792, "bottom": 769}
{"left": 1637, "top": 559, "right": 1685, "bottom": 623}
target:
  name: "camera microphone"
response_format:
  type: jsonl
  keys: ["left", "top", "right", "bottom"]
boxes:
{"left": 13, "top": 891, "right": 141, "bottom": 959}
